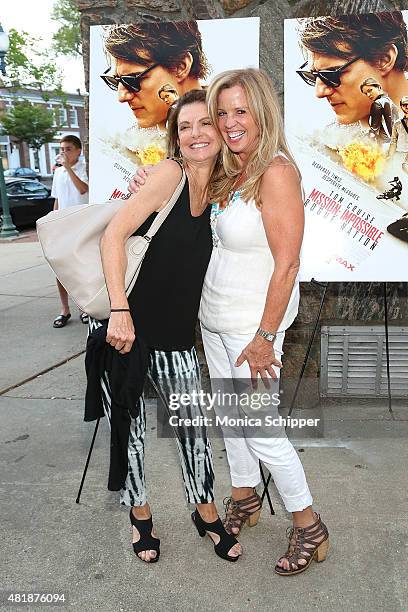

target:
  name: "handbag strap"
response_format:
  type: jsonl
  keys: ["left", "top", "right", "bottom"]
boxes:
{"left": 144, "top": 164, "right": 186, "bottom": 240}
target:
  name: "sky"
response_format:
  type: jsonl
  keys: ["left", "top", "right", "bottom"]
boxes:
{"left": 1, "top": 0, "right": 85, "bottom": 93}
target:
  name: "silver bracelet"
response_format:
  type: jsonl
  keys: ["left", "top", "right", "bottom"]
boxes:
{"left": 256, "top": 327, "right": 276, "bottom": 342}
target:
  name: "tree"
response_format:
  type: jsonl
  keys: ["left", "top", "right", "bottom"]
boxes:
{"left": 4, "top": 29, "right": 64, "bottom": 98}
{"left": 51, "top": 0, "right": 82, "bottom": 58}
{"left": 0, "top": 101, "right": 58, "bottom": 152}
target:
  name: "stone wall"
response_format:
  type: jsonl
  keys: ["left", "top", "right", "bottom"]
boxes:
{"left": 75, "top": 0, "right": 408, "bottom": 402}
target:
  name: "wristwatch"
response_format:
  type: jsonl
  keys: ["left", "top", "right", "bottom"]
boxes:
{"left": 256, "top": 327, "right": 276, "bottom": 342}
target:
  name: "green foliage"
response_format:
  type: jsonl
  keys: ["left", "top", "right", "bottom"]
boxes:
{"left": 0, "top": 101, "right": 58, "bottom": 151}
{"left": 5, "top": 29, "right": 63, "bottom": 94}
{"left": 51, "top": 0, "right": 82, "bottom": 57}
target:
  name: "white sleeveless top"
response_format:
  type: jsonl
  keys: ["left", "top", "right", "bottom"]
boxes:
{"left": 199, "top": 189, "right": 300, "bottom": 334}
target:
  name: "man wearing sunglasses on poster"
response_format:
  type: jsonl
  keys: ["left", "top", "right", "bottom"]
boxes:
{"left": 101, "top": 21, "right": 210, "bottom": 131}
{"left": 297, "top": 12, "right": 408, "bottom": 136}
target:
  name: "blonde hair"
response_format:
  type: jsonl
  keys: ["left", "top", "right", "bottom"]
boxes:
{"left": 206, "top": 68, "right": 300, "bottom": 207}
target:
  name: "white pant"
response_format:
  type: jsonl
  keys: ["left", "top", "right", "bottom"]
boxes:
{"left": 201, "top": 325, "right": 313, "bottom": 513}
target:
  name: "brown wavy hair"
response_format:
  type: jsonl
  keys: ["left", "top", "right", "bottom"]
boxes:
{"left": 166, "top": 89, "right": 224, "bottom": 205}
{"left": 299, "top": 11, "right": 408, "bottom": 72}
{"left": 104, "top": 22, "right": 210, "bottom": 80}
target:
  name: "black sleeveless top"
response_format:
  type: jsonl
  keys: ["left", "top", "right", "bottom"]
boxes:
{"left": 127, "top": 178, "right": 212, "bottom": 351}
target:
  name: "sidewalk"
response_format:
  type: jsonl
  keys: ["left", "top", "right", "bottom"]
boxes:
{"left": 0, "top": 237, "right": 407, "bottom": 612}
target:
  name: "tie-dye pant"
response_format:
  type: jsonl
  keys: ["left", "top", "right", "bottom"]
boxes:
{"left": 89, "top": 318, "right": 214, "bottom": 507}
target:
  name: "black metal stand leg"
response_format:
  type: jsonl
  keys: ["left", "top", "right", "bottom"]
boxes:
{"left": 383, "top": 282, "right": 394, "bottom": 418}
{"left": 76, "top": 418, "right": 100, "bottom": 503}
{"left": 259, "top": 461, "right": 275, "bottom": 515}
{"left": 260, "top": 280, "right": 328, "bottom": 509}
{"left": 286, "top": 280, "right": 328, "bottom": 422}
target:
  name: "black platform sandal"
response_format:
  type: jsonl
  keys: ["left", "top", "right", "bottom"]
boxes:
{"left": 129, "top": 509, "right": 160, "bottom": 563}
{"left": 191, "top": 509, "right": 241, "bottom": 562}
{"left": 53, "top": 313, "right": 71, "bottom": 328}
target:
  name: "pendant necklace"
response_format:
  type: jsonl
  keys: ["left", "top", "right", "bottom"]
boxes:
{"left": 210, "top": 169, "right": 246, "bottom": 247}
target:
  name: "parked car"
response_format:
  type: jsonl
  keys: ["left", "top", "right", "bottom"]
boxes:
{"left": 1, "top": 178, "right": 54, "bottom": 229}
{"left": 4, "top": 167, "right": 42, "bottom": 180}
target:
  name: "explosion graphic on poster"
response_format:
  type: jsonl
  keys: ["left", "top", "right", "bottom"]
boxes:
{"left": 338, "top": 142, "right": 386, "bottom": 181}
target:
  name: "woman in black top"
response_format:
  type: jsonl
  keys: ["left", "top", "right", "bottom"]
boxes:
{"left": 98, "top": 90, "right": 241, "bottom": 563}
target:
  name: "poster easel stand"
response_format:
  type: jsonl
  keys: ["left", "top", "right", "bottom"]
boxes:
{"left": 260, "top": 280, "right": 394, "bottom": 512}
{"left": 76, "top": 282, "right": 394, "bottom": 506}
{"left": 76, "top": 417, "right": 100, "bottom": 503}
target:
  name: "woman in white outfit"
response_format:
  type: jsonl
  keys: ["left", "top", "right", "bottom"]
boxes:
{"left": 200, "top": 68, "right": 329, "bottom": 576}
{"left": 130, "top": 70, "right": 329, "bottom": 575}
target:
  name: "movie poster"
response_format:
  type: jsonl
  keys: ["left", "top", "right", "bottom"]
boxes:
{"left": 89, "top": 18, "right": 259, "bottom": 202}
{"left": 284, "top": 11, "right": 408, "bottom": 281}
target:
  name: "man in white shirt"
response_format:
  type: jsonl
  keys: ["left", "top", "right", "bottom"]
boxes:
{"left": 51, "top": 135, "right": 89, "bottom": 328}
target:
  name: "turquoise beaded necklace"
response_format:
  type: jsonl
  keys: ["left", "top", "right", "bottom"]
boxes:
{"left": 210, "top": 171, "right": 246, "bottom": 247}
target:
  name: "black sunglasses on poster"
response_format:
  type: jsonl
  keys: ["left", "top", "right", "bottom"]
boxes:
{"left": 296, "top": 56, "right": 361, "bottom": 88}
{"left": 100, "top": 63, "right": 159, "bottom": 93}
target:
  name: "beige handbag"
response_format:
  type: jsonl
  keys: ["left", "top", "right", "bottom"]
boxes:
{"left": 36, "top": 169, "right": 186, "bottom": 320}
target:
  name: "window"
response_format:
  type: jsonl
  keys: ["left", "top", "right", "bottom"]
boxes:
{"left": 68, "top": 107, "right": 79, "bottom": 127}
{"left": 7, "top": 183, "right": 25, "bottom": 196}
{"left": 0, "top": 144, "right": 8, "bottom": 170}
{"left": 58, "top": 107, "right": 68, "bottom": 126}
{"left": 320, "top": 325, "right": 408, "bottom": 398}
{"left": 48, "top": 105, "right": 57, "bottom": 127}
{"left": 50, "top": 145, "right": 60, "bottom": 165}
{"left": 22, "top": 181, "right": 48, "bottom": 196}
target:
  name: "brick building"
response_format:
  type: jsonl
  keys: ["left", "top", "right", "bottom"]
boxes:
{"left": 0, "top": 88, "right": 87, "bottom": 177}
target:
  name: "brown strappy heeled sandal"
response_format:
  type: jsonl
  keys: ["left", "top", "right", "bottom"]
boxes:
{"left": 223, "top": 489, "right": 262, "bottom": 535}
{"left": 274, "top": 513, "right": 329, "bottom": 576}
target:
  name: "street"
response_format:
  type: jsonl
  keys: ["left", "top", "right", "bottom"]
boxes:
{"left": 0, "top": 234, "right": 407, "bottom": 612}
